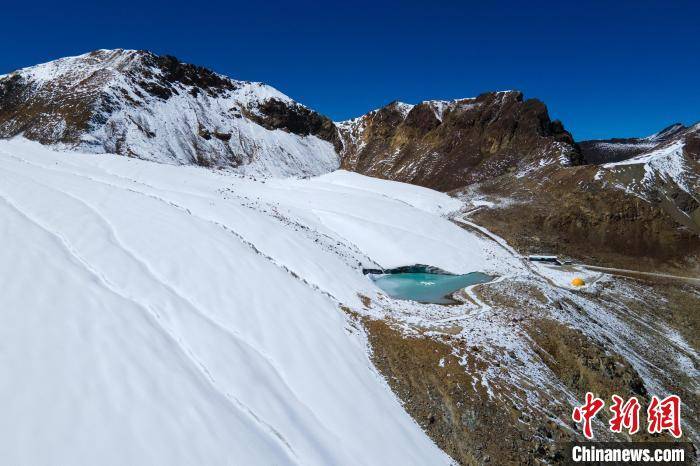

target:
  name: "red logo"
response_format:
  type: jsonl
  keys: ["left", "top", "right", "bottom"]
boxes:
{"left": 609, "top": 395, "right": 641, "bottom": 435}
{"left": 572, "top": 392, "right": 605, "bottom": 439}
{"left": 647, "top": 395, "right": 682, "bottom": 438}
{"left": 572, "top": 393, "right": 682, "bottom": 439}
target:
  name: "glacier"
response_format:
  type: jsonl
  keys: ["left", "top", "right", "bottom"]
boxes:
{"left": 0, "top": 137, "right": 514, "bottom": 465}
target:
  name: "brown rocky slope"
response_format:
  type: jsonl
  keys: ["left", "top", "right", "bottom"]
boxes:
{"left": 339, "top": 94, "right": 699, "bottom": 271}
{"left": 464, "top": 123, "right": 700, "bottom": 273}
{"left": 338, "top": 91, "right": 582, "bottom": 191}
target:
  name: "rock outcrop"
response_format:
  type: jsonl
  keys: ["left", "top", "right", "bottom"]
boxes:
{"left": 338, "top": 91, "right": 582, "bottom": 191}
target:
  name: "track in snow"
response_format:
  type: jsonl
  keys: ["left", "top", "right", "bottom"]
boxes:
{"left": 1, "top": 138, "right": 483, "bottom": 466}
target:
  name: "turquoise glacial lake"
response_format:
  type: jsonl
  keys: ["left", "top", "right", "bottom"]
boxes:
{"left": 371, "top": 272, "right": 493, "bottom": 304}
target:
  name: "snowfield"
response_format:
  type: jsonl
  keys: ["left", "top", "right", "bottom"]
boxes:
{"left": 0, "top": 138, "right": 518, "bottom": 465}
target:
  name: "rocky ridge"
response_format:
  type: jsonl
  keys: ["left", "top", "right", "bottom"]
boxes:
{"left": 337, "top": 91, "right": 582, "bottom": 191}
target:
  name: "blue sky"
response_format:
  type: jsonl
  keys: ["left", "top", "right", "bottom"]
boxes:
{"left": 1, "top": 0, "right": 698, "bottom": 140}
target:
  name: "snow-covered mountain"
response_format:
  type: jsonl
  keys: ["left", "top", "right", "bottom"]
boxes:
{"left": 579, "top": 123, "right": 688, "bottom": 164}
{"left": 0, "top": 49, "right": 340, "bottom": 177}
{"left": 588, "top": 124, "right": 700, "bottom": 233}
{"left": 595, "top": 125, "right": 699, "bottom": 195}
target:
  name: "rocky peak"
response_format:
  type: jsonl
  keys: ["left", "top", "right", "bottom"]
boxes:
{"left": 338, "top": 91, "right": 581, "bottom": 191}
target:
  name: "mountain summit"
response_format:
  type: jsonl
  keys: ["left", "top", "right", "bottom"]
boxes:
{"left": 0, "top": 49, "right": 340, "bottom": 177}
{"left": 337, "top": 91, "right": 582, "bottom": 191}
